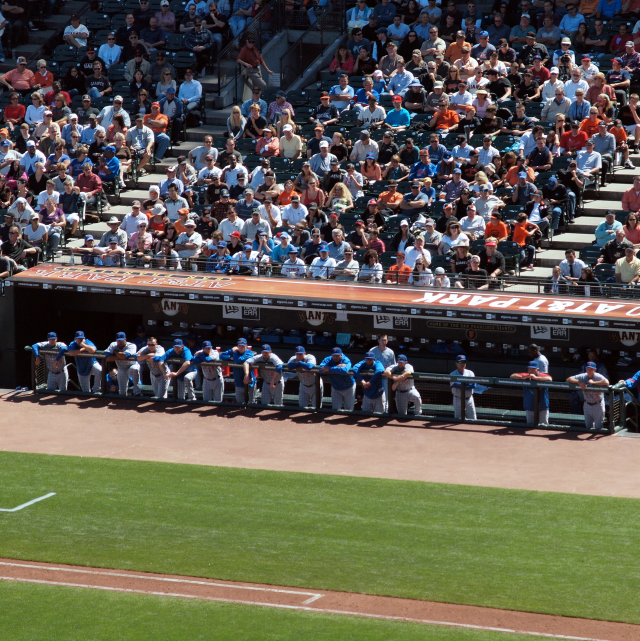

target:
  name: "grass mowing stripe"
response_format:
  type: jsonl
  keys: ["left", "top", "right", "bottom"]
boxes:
{"left": 0, "top": 451, "right": 639, "bottom": 623}
{"left": 0, "top": 581, "right": 568, "bottom": 641}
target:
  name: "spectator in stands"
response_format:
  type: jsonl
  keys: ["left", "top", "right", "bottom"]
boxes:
{"left": 98, "top": 34, "right": 122, "bottom": 70}
{"left": 526, "top": 136, "right": 552, "bottom": 173}
{"left": 157, "top": 87, "right": 183, "bottom": 147}
{"left": 595, "top": 210, "right": 623, "bottom": 247}
{"left": 586, "top": 73, "right": 614, "bottom": 105}
{"left": 241, "top": 87, "right": 267, "bottom": 119}
{"left": 460, "top": 203, "right": 486, "bottom": 237}
{"left": 511, "top": 171, "right": 537, "bottom": 207}
{"left": 599, "top": 227, "right": 633, "bottom": 264}
{"left": 386, "top": 250, "right": 412, "bottom": 283}
{"left": 183, "top": 17, "right": 215, "bottom": 77}
{"left": 178, "top": 69, "right": 204, "bottom": 119}
{"left": 622, "top": 175, "right": 640, "bottom": 212}
{"left": 567, "top": 89, "right": 590, "bottom": 125}
{"left": 429, "top": 101, "right": 459, "bottom": 133}
{"left": 64, "top": 14, "right": 89, "bottom": 49}
{"left": 622, "top": 212, "right": 640, "bottom": 248}
{"left": 560, "top": 121, "right": 587, "bottom": 156}
{"left": 140, "top": 16, "right": 168, "bottom": 53}
{"left": 156, "top": 0, "right": 176, "bottom": 32}
{"left": 255, "top": 126, "right": 279, "bottom": 158}
{"left": 576, "top": 138, "right": 602, "bottom": 185}
{"left": 126, "top": 113, "right": 154, "bottom": 176}
{"left": 124, "top": 49, "right": 150, "bottom": 84}
{"left": 541, "top": 87, "right": 571, "bottom": 122}
{"left": 0, "top": 58, "right": 34, "bottom": 95}
{"left": 618, "top": 93, "right": 640, "bottom": 151}
{"left": 615, "top": 245, "right": 640, "bottom": 285}
{"left": 592, "top": 121, "right": 615, "bottom": 186}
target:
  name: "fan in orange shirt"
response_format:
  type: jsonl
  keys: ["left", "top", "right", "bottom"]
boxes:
{"left": 579, "top": 109, "right": 602, "bottom": 138}
{"left": 386, "top": 251, "right": 413, "bottom": 283}
{"left": 484, "top": 212, "right": 510, "bottom": 241}
{"left": 513, "top": 212, "right": 539, "bottom": 270}
{"left": 610, "top": 119, "right": 634, "bottom": 169}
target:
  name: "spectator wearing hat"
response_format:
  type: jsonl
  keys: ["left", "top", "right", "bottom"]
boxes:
{"left": 551, "top": 36, "right": 576, "bottom": 67}
{"left": 606, "top": 57, "right": 631, "bottom": 106}
{"left": 441, "top": 167, "right": 469, "bottom": 202}
{"left": 142, "top": 102, "right": 170, "bottom": 161}
{"left": 177, "top": 68, "right": 203, "bottom": 117}
{"left": 576, "top": 137, "right": 602, "bottom": 181}
{"left": 453, "top": 44, "right": 478, "bottom": 80}
{"left": 621, "top": 40, "right": 640, "bottom": 76}
{"left": 388, "top": 218, "right": 415, "bottom": 253}
{"left": 383, "top": 95, "right": 410, "bottom": 130}
{"left": 309, "top": 244, "right": 337, "bottom": 279}
{"left": 445, "top": 30, "right": 471, "bottom": 64}
{"left": 158, "top": 87, "right": 184, "bottom": 146}
{"left": 255, "top": 126, "right": 279, "bottom": 158}
{"left": 471, "top": 30, "right": 495, "bottom": 62}
{"left": 510, "top": 14, "right": 536, "bottom": 45}
{"left": 241, "top": 87, "right": 268, "bottom": 119}
{"left": 592, "top": 120, "right": 616, "bottom": 184}
{"left": 449, "top": 80, "right": 473, "bottom": 115}
{"left": 540, "top": 67, "right": 563, "bottom": 103}
{"left": 430, "top": 100, "right": 460, "bottom": 132}
{"left": 559, "top": 3, "right": 585, "bottom": 37}
{"left": 386, "top": 250, "right": 412, "bottom": 283}
{"left": 78, "top": 48, "right": 107, "bottom": 79}
{"left": 267, "top": 91, "right": 295, "bottom": 124}
{"left": 281, "top": 245, "right": 307, "bottom": 278}
{"left": 310, "top": 93, "right": 340, "bottom": 128}
{"left": 64, "top": 14, "right": 90, "bottom": 49}
{"left": 511, "top": 170, "right": 537, "bottom": 207}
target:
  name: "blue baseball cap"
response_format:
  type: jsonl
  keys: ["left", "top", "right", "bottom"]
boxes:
{"left": 288, "top": 246, "right": 299, "bottom": 253}
{"left": 332, "top": 347, "right": 342, "bottom": 355}
{"left": 47, "top": 332, "right": 57, "bottom": 339}
{"left": 397, "top": 354, "right": 408, "bottom": 362}
{"left": 237, "top": 338, "right": 247, "bottom": 346}
{"left": 104, "top": 145, "right": 116, "bottom": 153}
{"left": 295, "top": 346, "right": 306, "bottom": 353}
{"left": 174, "top": 339, "right": 184, "bottom": 347}
{"left": 548, "top": 176, "right": 557, "bottom": 185}
{"left": 456, "top": 355, "right": 466, "bottom": 362}
{"left": 262, "top": 344, "right": 272, "bottom": 352}
{"left": 216, "top": 240, "right": 226, "bottom": 248}
{"left": 518, "top": 171, "right": 527, "bottom": 178}
{"left": 84, "top": 234, "right": 94, "bottom": 242}
{"left": 365, "top": 351, "right": 375, "bottom": 359}
{"left": 166, "top": 86, "right": 176, "bottom": 93}
{"left": 586, "top": 361, "right": 597, "bottom": 369}
{"left": 453, "top": 167, "right": 462, "bottom": 174}
{"left": 75, "top": 330, "right": 85, "bottom": 339}
{"left": 202, "top": 341, "right": 212, "bottom": 348}
{"left": 480, "top": 30, "right": 489, "bottom": 37}
{"left": 280, "top": 232, "right": 290, "bottom": 239}
{"left": 319, "top": 244, "right": 329, "bottom": 252}
{"left": 528, "top": 361, "right": 539, "bottom": 368}
{"left": 365, "top": 152, "right": 375, "bottom": 159}
{"left": 116, "top": 332, "right": 126, "bottom": 340}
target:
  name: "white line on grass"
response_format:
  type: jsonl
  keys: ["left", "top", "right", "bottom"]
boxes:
{"left": 0, "top": 493, "right": 56, "bottom": 512}
{"left": 0, "top": 575, "right": 614, "bottom": 641}
{"left": 0, "top": 562, "right": 323, "bottom": 602}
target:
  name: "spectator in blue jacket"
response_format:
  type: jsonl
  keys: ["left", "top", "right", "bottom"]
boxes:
{"left": 319, "top": 347, "right": 356, "bottom": 411}
{"left": 353, "top": 351, "right": 386, "bottom": 413}
{"left": 159, "top": 87, "right": 184, "bottom": 145}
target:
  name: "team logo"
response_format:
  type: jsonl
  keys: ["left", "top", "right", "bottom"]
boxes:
{"left": 154, "top": 299, "right": 190, "bottom": 316}
{"left": 297, "top": 310, "right": 335, "bottom": 326}
{"left": 612, "top": 330, "right": 640, "bottom": 346}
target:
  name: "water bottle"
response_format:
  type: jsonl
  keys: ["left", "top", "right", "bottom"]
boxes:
{"left": 69, "top": 254, "right": 75, "bottom": 265}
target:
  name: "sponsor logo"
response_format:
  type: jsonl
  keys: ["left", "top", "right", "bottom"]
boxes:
{"left": 530, "top": 325, "right": 569, "bottom": 340}
{"left": 154, "top": 299, "right": 190, "bottom": 316}
{"left": 297, "top": 310, "right": 336, "bottom": 326}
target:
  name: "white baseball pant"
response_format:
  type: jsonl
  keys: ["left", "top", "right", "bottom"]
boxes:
{"left": 117, "top": 362, "right": 140, "bottom": 396}
{"left": 382, "top": 378, "right": 390, "bottom": 412}
{"left": 299, "top": 380, "right": 323, "bottom": 408}
{"left": 47, "top": 368, "right": 68, "bottom": 391}
{"left": 150, "top": 371, "right": 169, "bottom": 398}
{"left": 453, "top": 394, "right": 476, "bottom": 420}
{"left": 78, "top": 362, "right": 102, "bottom": 393}
{"left": 395, "top": 388, "right": 422, "bottom": 415}
{"left": 331, "top": 384, "right": 356, "bottom": 411}
{"left": 362, "top": 392, "right": 385, "bottom": 414}
{"left": 526, "top": 409, "right": 549, "bottom": 425}
{"left": 235, "top": 385, "right": 255, "bottom": 404}
{"left": 202, "top": 376, "right": 224, "bottom": 402}
{"left": 584, "top": 400, "right": 605, "bottom": 430}
{"left": 260, "top": 379, "right": 284, "bottom": 406}
{"left": 176, "top": 371, "right": 197, "bottom": 401}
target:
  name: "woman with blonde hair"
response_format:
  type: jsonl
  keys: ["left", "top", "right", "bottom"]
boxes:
{"left": 327, "top": 182, "right": 354, "bottom": 211}
{"left": 227, "top": 105, "right": 246, "bottom": 140}
{"left": 114, "top": 132, "right": 132, "bottom": 187}
{"left": 596, "top": 94, "right": 614, "bottom": 123}
{"left": 156, "top": 68, "right": 177, "bottom": 99}
{"left": 25, "top": 92, "right": 45, "bottom": 125}
{"left": 470, "top": 170, "right": 491, "bottom": 194}
{"left": 276, "top": 108, "right": 295, "bottom": 138}
{"left": 444, "top": 65, "right": 461, "bottom": 94}
{"left": 472, "top": 88, "right": 492, "bottom": 118}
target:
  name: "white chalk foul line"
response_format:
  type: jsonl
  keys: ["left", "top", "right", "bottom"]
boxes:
{"left": 0, "top": 562, "right": 323, "bottom": 603}
{"left": 0, "top": 575, "right": 613, "bottom": 641}
{"left": 0, "top": 493, "right": 56, "bottom": 512}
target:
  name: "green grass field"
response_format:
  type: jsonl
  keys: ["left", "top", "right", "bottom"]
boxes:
{"left": 1, "top": 451, "right": 639, "bottom": 624}
{"left": 0, "top": 582, "right": 555, "bottom": 641}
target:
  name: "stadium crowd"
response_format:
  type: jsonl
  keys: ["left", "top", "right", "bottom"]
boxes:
{"left": 3, "top": 0, "right": 640, "bottom": 288}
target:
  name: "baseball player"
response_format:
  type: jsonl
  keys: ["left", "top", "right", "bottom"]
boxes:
{"left": 287, "top": 346, "right": 321, "bottom": 408}
{"left": 352, "top": 351, "right": 386, "bottom": 414}
{"left": 220, "top": 338, "right": 255, "bottom": 403}
{"left": 450, "top": 355, "right": 477, "bottom": 420}
{"left": 32, "top": 332, "right": 68, "bottom": 391}
{"left": 104, "top": 332, "right": 141, "bottom": 397}
{"left": 383, "top": 354, "right": 423, "bottom": 415}
{"left": 155, "top": 339, "right": 197, "bottom": 401}
{"left": 567, "top": 363, "right": 609, "bottom": 430}
{"left": 55, "top": 331, "right": 101, "bottom": 393}
{"left": 319, "top": 347, "right": 356, "bottom": 411}
{"left": 371, "top": 334, "right": 395, "bottom": 412}
{"left": 510, "top": 362, "right": 553, "bottom": 425}
{"left": 136, "top": 337, "right": 169, "bottom": 399}
{"left": 192, "top": 341, "right": 224, "bottom": 403}
{"left": 244, "top": 344, "right": 284, "bottom": 406}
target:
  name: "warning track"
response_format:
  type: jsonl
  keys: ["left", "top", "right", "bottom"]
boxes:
{"left": 0, "top": 559, "right": 638, "bottom": 641}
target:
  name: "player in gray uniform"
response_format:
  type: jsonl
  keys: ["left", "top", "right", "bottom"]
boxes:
{"left": 135, "top": 337, "right": 168, "bottom": 398}
{"left": 449, "top": 354, "right": 477, "bottom": 420}
{"left": 104, "top": 332, "right": 141, "bottom": 396}
{"left": 287, "top": 346, "right": 322, "bottom": 408}
{"left": 244, "top": 345, "right": 284, "bottom": 406}
{"left": 383, "top": 354, "right": 423, "bottom": 415}
{"left": 32, "top": 332, "right": 68, "bottom": 391}
{"left": 192, "top": 341, "right": 224, "bottom": 403}
{"left": 371, "top": 334, "right": 395, "bottom": 412}
{"left": 567, "top": 362, "right": 609, "bottom": 430}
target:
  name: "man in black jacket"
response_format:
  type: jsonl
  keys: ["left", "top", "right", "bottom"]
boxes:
{"left": 599, "top": 229, "right": 633, "bottom": 265}
{"left": 544, "top": 265, "right": 570, "bottom": 294}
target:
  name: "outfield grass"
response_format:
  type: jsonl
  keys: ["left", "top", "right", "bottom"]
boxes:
{"left": 0, "top": 452, "right": 639, "bottom": 624}
{"left": 0, "top": 582, "right": 557, "bottom": 641}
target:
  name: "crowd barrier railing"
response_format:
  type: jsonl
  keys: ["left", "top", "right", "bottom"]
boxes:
{"left": 25, "top": 347, "right": 631, "bottom": 434}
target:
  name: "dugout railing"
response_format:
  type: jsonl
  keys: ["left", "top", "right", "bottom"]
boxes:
{"left": 25, "top": 347, "right": 630, "bottom": 434}
{"left": 33, "top": 251, "right": 640, "bottom": 300}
